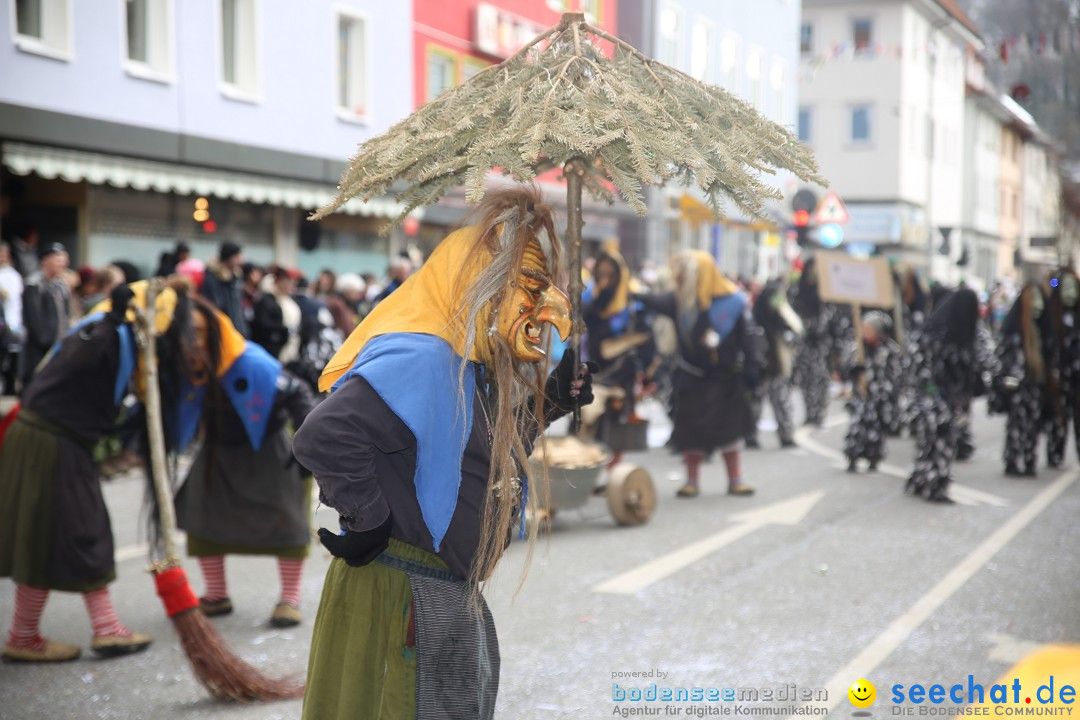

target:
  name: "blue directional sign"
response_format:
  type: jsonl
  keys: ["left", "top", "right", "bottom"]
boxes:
{"left": 819, "top": 223, "right": 844, "bottom": 248}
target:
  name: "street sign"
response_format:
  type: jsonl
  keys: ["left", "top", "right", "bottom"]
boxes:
{"left": 818, "top": 223, "right": 844, "bottom": 248}
{"left": 814, "top": 190, "right": 850, "bottom": 225}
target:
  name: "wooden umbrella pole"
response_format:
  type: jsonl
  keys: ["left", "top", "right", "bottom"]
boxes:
{"left": 565, "top": 157, "right": 586, "bottom": 432}
{"left": 139, "top": 278, "right": 180, "bottom": 564}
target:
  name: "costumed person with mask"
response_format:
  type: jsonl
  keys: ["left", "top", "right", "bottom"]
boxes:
{"left": 989, "top": 282, "right": 1053, "bottom": 477}
{"left": 905, "top": 288, "right": 989, "bottom": 502}
{"left": 790, "top": 256, "right": 834, "bottom": 428}
{"left": 843, "top": 310, "right": 903, "bottom": 472}
{"left": 291, "top": 188, "right": 592, "bottom": 720}
{"left": 893, "top": 265, "right": 927, "bottom": 436}
{"left": 1047, "top": 268, "right": 1080, "bottom": 468}
{"left": 166, "top": 295, "right": 316, "bottom": 627}
{"left": 635, "top": 251, "right": 760, "bottom": 498}
{"left": 746, "top": 277, "right": 802, "bottom": 449}
{"left": 0, "top": 283, "right": 152, "bottom": 662}
{"left": 581, "top": 247, "right": 652, "bottom": 466}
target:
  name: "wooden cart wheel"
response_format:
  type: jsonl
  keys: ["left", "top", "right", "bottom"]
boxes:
{"left": 606, "top": 463, "right": 656, "bottom": 526}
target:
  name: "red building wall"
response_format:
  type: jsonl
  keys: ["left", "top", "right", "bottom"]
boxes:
{"left": 412, "top": 0, "right": 617, "bottom": 110}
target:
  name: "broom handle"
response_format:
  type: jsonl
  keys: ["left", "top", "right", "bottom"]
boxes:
{"left": 565, "top": 157, "right": 585, "bottom": 432}
{"left": 139, "top": 279, "right": 181, "bottom": 563}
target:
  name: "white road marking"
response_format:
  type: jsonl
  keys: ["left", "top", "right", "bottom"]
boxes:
{"left": 592, "top": 491, "right": 825, "bottom": 594}
{"left": 986, "top": 633, "right": 1046, "bottom": 665}
{"left": 786, "top": 468, "right": 1078, "bottom": 718}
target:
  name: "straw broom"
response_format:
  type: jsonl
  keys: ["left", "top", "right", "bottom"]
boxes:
{"left": 136, "top": 278, "right": 305, "bottom": 702}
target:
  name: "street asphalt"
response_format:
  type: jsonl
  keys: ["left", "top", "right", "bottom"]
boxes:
{"left": 1, "top": 391, "right": 1077, "bottom": 719}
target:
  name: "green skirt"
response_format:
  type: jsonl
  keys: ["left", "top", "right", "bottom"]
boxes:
{"left": 0, "top": 412, "right": 115, "bottom": 592}
{"left": 302, "top": 539, "right": 424, "bottom": 720}
{"left": 302, "top": 539, "right": 500, "bottom": 719}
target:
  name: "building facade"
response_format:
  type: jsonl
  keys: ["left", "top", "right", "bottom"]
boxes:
{"left": 0, "top": 0, "right": 413, "bottom": 279}
{"left": 619, "top": 0, "right": 801, "bottom": 279}
{"left": 409, "top": 0, "right": 623, "bottom": 259}
{"left": 798, "top": 0, "right": 982, "bottom": 284}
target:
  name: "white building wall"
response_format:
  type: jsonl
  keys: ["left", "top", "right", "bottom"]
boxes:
{"left": 0, "top": 0, "right": 413, "bottom": 162}
{"left": 800, "top": 1, "right": 904, "bottom": 201}
{"left": 645, "top": 0, "right": 801, "bottom": 278}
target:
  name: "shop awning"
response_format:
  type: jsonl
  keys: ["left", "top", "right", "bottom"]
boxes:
{"left": 1, "top": 141, "right": 414, "bottom": 218}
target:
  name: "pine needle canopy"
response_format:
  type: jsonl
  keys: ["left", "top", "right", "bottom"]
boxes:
{"left": 314, "top": 13, "right": 824, "bottom": 223}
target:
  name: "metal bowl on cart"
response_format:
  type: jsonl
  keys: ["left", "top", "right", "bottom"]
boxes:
{"left": 527, "top": 436, "right": 656, "bottom": 527}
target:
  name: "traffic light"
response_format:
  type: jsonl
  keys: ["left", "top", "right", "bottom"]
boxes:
{"left": 794, "top": 209, "right": 812, "bottom": 247}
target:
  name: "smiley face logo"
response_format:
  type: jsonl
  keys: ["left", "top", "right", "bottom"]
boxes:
{"left": 848, "top": 679, "right": 876, "bottom": 708}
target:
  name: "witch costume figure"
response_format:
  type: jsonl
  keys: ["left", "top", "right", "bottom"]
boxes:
{"left": 990, "top": 282, "right": 1054, "bottom": 477}
{"left": 843, "top": 311, "right": 903, "bottom": 472}
{"left": 905, "top": 288, "right": 989, "bottom": 502}
{"left": 0, "top": 283, "right": 152, "bottom": 662}
{"left": 635, "top": 251, "right": 760, "bottom": 498}
{"left": 747, "top": 277, "right": 802, "bottom": 449}
{"left": 581, "top": 247, "right": 652, "bottom": 465}
{"left": 790, "top": 257, "right": 834, "bottom": 428}
{"left": 169, "top": 296, "right": 316, "bottom": 627}
{"left": 1046, "top": 269, "right": 1080, "bottom": 469}
{"left": 292, "top": 188, "right": 592, "bottom": 720}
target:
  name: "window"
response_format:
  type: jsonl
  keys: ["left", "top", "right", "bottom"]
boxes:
{"left": 337, "top": 11, "right": 367, "bottom": 118}
{"left": 580, "top": 0, "right": 601, "bottom": 24}
{"left": 797, "top": 107, "right": 812, "bottom": 143}
{"left": 125, "top": 0, "right": 173, "bottom": 80}
{"left": 746, "top": 48, "right": 763, "bottom": 111}
{"left": 851, "top": 105, "right": 872, "bottom": 143}
{"left": 426, "top": 47, "right": 456, "bottom": 102}
{"left": 720, "top": 32, "right": 740, "bottom": 93}
{"left": 424, "top": 47, "right": 490, "bottom": 103}
{"left": 658, "top": 5, "right": 681, "bottom": 67}
{"left": 770, "top": 58, "right": 786, "bottom": 124}
{"left": 852, "top": 18, "right": 872, "bottom": 53}
{"left": 800, "top": 22, "right": 813, "bottom": 55}
{"left": 462, "top": 56, "right": 489, "bottom": 82}
{"left": 689, "top": 18, "right": 712, "bottom": 81}
{"left": 221, "top": 0, "right": 259, "bottom": 98}
{"left": 14, "top": 0, "right": 71, "bottom": 59}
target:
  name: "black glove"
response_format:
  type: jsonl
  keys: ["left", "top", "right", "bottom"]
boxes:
{"left": 107, "top": 284, "right": 135, "bottom": 323}
{"left": 545, "top": 348, "right": 597, "bottom": 418}
{"left": 317, "top": 514, "right": 392, "bottom": 567}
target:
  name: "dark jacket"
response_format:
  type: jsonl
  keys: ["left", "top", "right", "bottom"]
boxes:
{"left": 21, "top": 272, "right": 69, "bottom": 385}
{"left": 200, "top": 259, "right": 248, "bottom": 336}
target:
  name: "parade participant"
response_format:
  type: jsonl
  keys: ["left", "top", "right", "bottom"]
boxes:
{"left": 0, "top": 283, "right": 152, "bottom": 662}
{"left": 790, "top": 257, "right": 833, "bottom": 427}
{"left": 21, "top": 242, "right": 70, "bottom": 388}
{"left": 893, "top": 265, "right": 927, "bottom": 436}
{"left": 582, "top": 247, "right": 652, "bottom": 464}
{"left": 747, "top": 277, "right": 802, "bottom": 449}
{"left": 168, "top": 295, "right": 315, "bottom": 627}
{"left": 843, "top": 311, "right": 903, "bottom": 472}
{"left": 291, "top": 188, "right": 591, "bottom": 720}
{"left": 906, "top": 288, "right": 988, "bottom": 502}
{"left": 1047, "top": 269, "right": 1080, "bottom": 468}
{"left": 636, "top": 251, "right": 759, "bottom": 498}
{"left": 990, "top": 282, "right": 1053, "bottom": 477}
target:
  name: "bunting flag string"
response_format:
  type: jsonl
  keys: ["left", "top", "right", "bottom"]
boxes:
{"left": 799, "top": 25, "right": 1080, "bottom": 78}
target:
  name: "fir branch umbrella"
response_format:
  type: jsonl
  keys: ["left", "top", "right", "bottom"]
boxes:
{"left": 315, "top": 12, "right": 823, "bottom": 402}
